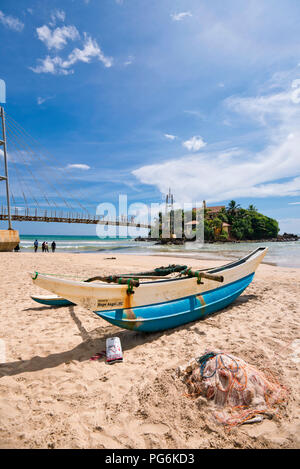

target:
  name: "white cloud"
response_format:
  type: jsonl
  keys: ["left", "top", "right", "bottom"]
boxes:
{"left": 66, "top": 164, "right": 90, "bottom": 170}
{"left": 37, "top": 96, "right": 53, "bottom": 105}
{"left": 171, "top": 12, "right": 192, "bottom": 22}
{"left": 31, "top": 34, "right": 112, "bottom": 74}
{"left": 0, "top": 10, "right": 24, "bottom": 32}
{"left": 182, "top": 136, "right": 206, "bottom": 151}
{"left": 288, "top": 202, "right": 300, "bottom": 205}
{"left": 133, "top": 72, "right": 300, "bottom": 204}
{"left": 30, "top": 56, "right": 73, "bottom": 75}
{"left": 164, "top": 134, "right": 177, "bottom": 140}
{"left": 226, "top": 77, "right": 300, "bottom": 129}
{"left": 37, "top": 97, "right": 46, "bottom": 105}
{"left": 184, "top": 110, "right": 205, "bottom": 119}
{"left": 124, "top": 55, "right": 134, "bottom": 66}
{"left": 133, "top": 144, "right": 300, "bottom": 204}
{"left": 49, "top": 9, "right": 66, "bottom": 27}
{"left": 36, "top": 24, "right": 79, "bottom": 50}
{"left": 63, "top": 34, "right": 113, "bottom": 68}
{"left": 0, "top": 148, "right": 33, "bottom": 163}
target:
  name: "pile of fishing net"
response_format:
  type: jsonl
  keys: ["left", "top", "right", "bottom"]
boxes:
{"left": 176, "top": 350, "right": 287, "bottom": 428}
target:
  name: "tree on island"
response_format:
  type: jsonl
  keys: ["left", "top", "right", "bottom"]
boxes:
{"left": 149, "top": 200, "right": 279, "bottom": 243}
{"left": 203, "top": 201, "right": 279, "bottom": 242}
{"left": 224, "top": 201, "right": 279, "bottom": 241}
{"left": 227, "top": 200, "right": 241, "bottom": 217}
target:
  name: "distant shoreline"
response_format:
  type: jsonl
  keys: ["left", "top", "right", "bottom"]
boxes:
{"left": 14, "top": 235, "right": 300, "bottom": 268}
{"left": 5, "top": 249, "right": 299, "bottom": 269}
{"left": 135, "top": 234, "right": 299, "bottom": 245}
{"left": 12, "top": 244, "right": 300, "bottom": 269}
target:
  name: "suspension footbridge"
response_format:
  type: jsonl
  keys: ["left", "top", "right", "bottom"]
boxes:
{"left": 0, "top": 209, "right": 149, "bottom": 228}
{"left": 0, "top": 105, "right": 150, "bottom": 232}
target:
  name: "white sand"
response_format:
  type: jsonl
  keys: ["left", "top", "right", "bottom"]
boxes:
{"left": 0, "top": 252, "right": 299, "bottom": 449}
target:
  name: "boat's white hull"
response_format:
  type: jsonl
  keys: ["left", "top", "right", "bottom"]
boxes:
{"left": 30, "top": 248, "right": 267, "bottom": 313}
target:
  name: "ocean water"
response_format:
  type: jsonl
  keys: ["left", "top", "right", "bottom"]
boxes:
{"left": 19, "top": 235, "right": 300, "bottom": 268}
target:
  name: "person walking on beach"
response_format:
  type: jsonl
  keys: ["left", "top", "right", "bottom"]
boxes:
{"left": 34, "top": 239, "right": 38, "bottom": 252}
{"left": 45, "top": 242, "right": 49, "bottom": 252}
{"left": 42, "top": 241, "right": 45, "bottom": 252}
{"left": 51, "top": 241, "right": 56, "bottom": 253}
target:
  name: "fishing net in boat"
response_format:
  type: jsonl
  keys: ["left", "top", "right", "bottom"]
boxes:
{"left": 177, "top": 351, "right": 287, "bottom": 428}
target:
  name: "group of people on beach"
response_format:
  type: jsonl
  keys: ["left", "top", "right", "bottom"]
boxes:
{"left": 34, "top": 240, "right": 56, "bottom": 253}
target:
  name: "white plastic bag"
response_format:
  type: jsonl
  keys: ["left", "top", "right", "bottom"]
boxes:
{"left": 106, "top": 337, "right": 123, "bottom": 364}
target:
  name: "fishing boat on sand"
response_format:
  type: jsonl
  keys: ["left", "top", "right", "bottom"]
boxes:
{"left": 30, "top": 247, "right": 267, "bottom": 332}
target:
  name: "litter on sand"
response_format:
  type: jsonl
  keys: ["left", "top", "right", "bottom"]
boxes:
{"left": 176, "top": 350, "right": 287, "bottom": 428}
{"left": 106, "top": 337, "right": 123, "bottom": 364}
{"left": 89, "top": 338, "right": 123, "bottom": 364}
{"left": 90, "top": 351, "right": 106, "bottom": 361}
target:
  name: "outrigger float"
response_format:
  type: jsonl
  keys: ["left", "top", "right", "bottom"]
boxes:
{"left": 31, "top": 295, "right": 75, "bottom": 307}
{"left": 30, "top": 247, "right": 267, "bottom": 332}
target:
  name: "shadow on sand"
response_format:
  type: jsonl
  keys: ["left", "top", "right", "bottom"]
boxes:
{"left": 0, "top": 294, "right": 258, "bottom": 378}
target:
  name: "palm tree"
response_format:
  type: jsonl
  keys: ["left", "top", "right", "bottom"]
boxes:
{"left": 248, "top": 204, "right": 257, "bottom": 212}
{"left": 227, "top": 200, "right": 240, "bottom": 216}
{"left": 227, "top": 200, "right": 239, "bottom": 211}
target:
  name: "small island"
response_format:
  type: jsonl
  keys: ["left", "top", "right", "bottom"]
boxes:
{"left": 137, "top": 200, "right": 299, "bottom": 244}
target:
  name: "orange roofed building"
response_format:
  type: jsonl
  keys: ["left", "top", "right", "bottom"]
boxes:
{"left": 206, "top": 205, "right": 226, "bottom": 219}
{"left": 193, "top": 200, "right": 226, "bottom": 219}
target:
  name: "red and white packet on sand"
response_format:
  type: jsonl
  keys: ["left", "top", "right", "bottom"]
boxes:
{"left": 106, "top": 337, "right": 123, "bottom": 364}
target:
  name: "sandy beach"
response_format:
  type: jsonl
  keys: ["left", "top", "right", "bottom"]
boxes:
{"left": 0, "top": 252, "right": 299, "bottom": 449}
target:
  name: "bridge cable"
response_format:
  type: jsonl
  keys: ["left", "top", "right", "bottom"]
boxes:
{"left": 5, "top": 137, "right": 41, "bottom": 210}
{"left": 6, "top": 125, "right": 55, "bottom": 209}
{"left": 6, "top": 114, "right": 90, "bottom": 215}
{"left": 5, "top": 112, "right": 91, "bottom": 216}
{"left": 6, "top": 120, "right": 70, "bottom": 210}
{"left": 4, "top": 145, "right": 30, "bottom": 209}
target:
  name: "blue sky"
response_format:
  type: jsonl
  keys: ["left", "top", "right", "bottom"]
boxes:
{"left": 0, "top": 0, "right": 300, "bottom": 235}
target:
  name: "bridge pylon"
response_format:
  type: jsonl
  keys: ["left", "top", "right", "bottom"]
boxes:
{"left": 0, "top": 82, "right": 20, "bottom": 251}
{"left": 0, "top": 105, "right": 12, "bottom": 229}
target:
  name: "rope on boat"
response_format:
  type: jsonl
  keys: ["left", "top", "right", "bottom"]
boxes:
{"left": 32, "top": 271, "right": 88, "bottom": 281}
{"left": 85, "top": 275, "right": 139, "bottom": 294}
{"left": 31, "top": 264, "right": 189, "bottom": 283}
{"left": 180, "top": 268, "right": 224, "bottom": 283}
{"left": 85, "top": 275, "right": 139, "bottom": 288}
{"left": 32, "top": 271, "right": 140, "bottom": 294}
{"left": 127, "top": 279, "right": 135, "bottom": 295}
{"left": 131, "top": 264, "right": 188, "bottom": 277}
{"left": 31, "top": 264, "right": 223, "bottom": 289}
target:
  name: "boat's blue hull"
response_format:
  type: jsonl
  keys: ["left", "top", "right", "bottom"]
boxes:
{"left": 31, "top": 296, "right": 75, "bottom": 307}
{"left": 94, "top": 273, "right": 255, "bottom": 332}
